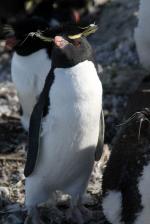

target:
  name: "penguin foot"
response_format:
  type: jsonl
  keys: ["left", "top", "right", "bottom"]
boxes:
{"left": 24, "top": 215, "right": 45, "bottom": 224}
{"left": 24, "top": 206, "right": 45, "bottom": 224}
{"left": 79, "top": 205, "right": 93, "bottom": 221}
{"left": 66, "top": 205, "right": 93, "bottom": 224}
{"left": 66, "top": 207, "right": 84, "bottom": 224}
{"left": 24, "top": 215, "right": 31, "bottom": 224}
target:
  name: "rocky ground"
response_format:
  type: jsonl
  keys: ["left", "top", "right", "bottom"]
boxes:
{"left": 0, "top": 0, "right": 148, "bottom": 223}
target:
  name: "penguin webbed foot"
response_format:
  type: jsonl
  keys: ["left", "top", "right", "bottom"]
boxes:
{"left": 24, "top": 207, "right": 44, "bottom": 224}
{"left": 24, "top": 215, "right": 45, "bottom": 224}
{"left": 66, "top": 204, "right": 93, "bottom": 224}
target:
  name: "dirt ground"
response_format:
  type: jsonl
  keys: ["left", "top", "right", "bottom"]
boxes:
{"left": 0, "top": 0, "right": 148, "bottom": 223}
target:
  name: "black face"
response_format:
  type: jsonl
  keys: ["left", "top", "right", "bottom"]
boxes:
{"left": 4, "top": 17, "right": 50, "bottom": 55}
{"left": 52, "top": 36, "right": 94, "bottom": 68}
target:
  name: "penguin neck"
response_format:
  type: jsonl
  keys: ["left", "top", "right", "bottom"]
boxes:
{"left": 54, "top": 60, "right": 96, "bottom": 74}
{"left": 14, "top": 37, "right": 52, "bottom": 57}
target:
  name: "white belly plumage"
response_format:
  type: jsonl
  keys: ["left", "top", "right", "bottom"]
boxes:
{"left": 102, "top": 163, "right": 150, "bottom": 224}
{"left": 11, "top": 49, "right": 51, "bottom": 130}
{"left": 134, "top": 0, "right": 150, "bottom": 70}
{"left": 25, "top": 60, "right": 103, "bottom": 206}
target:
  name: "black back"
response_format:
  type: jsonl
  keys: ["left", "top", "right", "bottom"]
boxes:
{"left": 24, "top": 66, "right": 55, "bottom": 177}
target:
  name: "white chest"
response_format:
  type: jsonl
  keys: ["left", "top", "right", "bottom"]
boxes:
{"left": 134, "top": 0, "right": 150, "bottom": 70}
{"left": 136, "top": 0, "right": 150, "bottom": 39}
{"left": 11, "top": 49, "right": 51, "bottom": 129}
{"left": 11, "top": 49, "right": 51, "bottom": 95}
{"left": 42, "top": 60, "right": 102, "bottom": 154}
{"left": 135, "top": 163, "right": 150, "bottom": 224}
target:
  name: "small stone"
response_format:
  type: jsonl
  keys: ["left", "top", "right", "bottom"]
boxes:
{"left": 0, "top": 186, "right": 10, "bottom": 198}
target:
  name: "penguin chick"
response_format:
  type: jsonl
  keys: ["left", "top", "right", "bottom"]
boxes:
{"left": 102, "top": 108, "right": 150, "bottom": 224}
{"left": 24, "top": 34, "right": 104, "bottom": 223}
{"left": 134, "top": 0, "right": 150, "bottom": 70}
{"left": 4, "top": 17, "right": 52, "bottom": 130}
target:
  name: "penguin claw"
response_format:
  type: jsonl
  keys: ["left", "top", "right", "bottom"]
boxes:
{"left": 66, "top": 205, "right": 93, "bottom": 224}
{"left": 24, "top": 215, "right": 31, "bottom": 224}
{"left": 66, "top": 207, "right": 84, "bottom": 224}
{"left": 24, "top": 214, "right": 44, "bottom": 224}
{"left": 79, "top": 205, "right": 93, "bottom": 220}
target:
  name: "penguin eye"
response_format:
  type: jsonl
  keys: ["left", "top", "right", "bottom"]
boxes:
{"left": 72, "top": 39, "right": 81, "bottom": 47}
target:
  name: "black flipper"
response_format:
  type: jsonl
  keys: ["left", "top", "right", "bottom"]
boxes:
{"left": 95, "top": 109, "right": 105, "bottom": 161}
{"left": 24, "top": 66, "right": 55, "bottom": 177}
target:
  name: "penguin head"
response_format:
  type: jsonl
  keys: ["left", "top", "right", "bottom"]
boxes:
{"left": 3, "top": 17, "right": 50, "bottom": 54}
{"left": 52, "top": 35, "right": 93, "bottom": 68}
{"left": 49, "top": 24, "right": 98, "bottom": 68}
